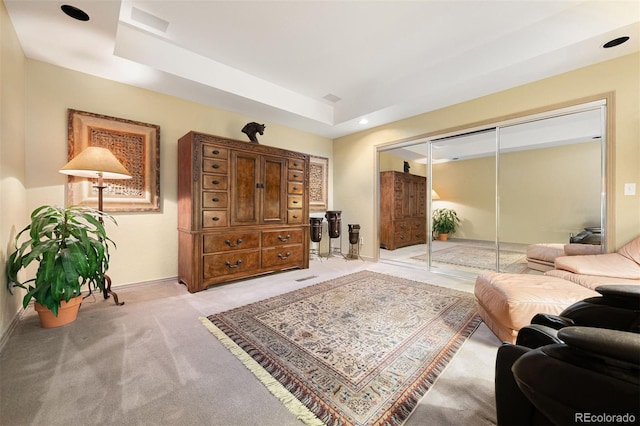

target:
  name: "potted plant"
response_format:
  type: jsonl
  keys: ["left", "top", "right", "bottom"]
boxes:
{"left": 432, "top": 208, "right": 460, "bottom": 241}
{"left": 6, "top": 205, "right": 116, "bottom": 328}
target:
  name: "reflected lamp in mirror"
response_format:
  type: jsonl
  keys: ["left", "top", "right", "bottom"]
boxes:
{"left": 59, "top": 146, "right": 131, "bottom": 211}
{"left": 432, "top": 189, "right": 441, "bottom": 200}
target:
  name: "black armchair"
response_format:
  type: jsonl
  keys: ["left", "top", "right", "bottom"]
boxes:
{"left": 495, "top": 285, "right": 640, "bottom": 425}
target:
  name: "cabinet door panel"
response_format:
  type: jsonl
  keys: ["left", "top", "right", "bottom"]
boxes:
{"left": 262, "top": 157, "right": 287, "bottom": 224}
{"left": 231, "top": 153, "right": 259, "bottom": 225}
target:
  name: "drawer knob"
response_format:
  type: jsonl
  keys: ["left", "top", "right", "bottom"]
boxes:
{"left": 224, "top": 259, "right": 243, "bottom": 269}
{"left": 292, "top": 186, "right": 299, "bottom": 191}
{"left": 277, "top": 251, "right": 292, "bottom": 260}
{"left": 225, "top": 238, "right": 243, "bottom": 247}
{"left": 277, "top": 234, "right": 291, "bottom": 242}
{"left": 212, "top": 197, "right": 220, "bottom": 202}
{"left": 211, "top": 217, "right": 220, "bottom": 221}
{"left": 212, "top": 164, "right": 220, "bottom": 169}
{"left": 212, "top": 149, "right": 219, "bottom": 155}
{"left": 212, "top": 180, "right": 220, "bottom": 185}
{"left": 292, "top": 200, "right": 299, "bottom": 204}
{"left": 293, "top": 173, "right": 299, "bottom": 178}
{"left": 292, "top": 214, "right": 298, "bottom": 219}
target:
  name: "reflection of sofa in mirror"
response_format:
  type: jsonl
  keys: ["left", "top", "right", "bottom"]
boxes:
{"left": 526, "top": 242, "right": 602, "bottom": 272}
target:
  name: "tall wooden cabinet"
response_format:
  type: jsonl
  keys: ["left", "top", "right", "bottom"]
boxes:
{"left": 380, "top": 171, "right": 427, "bottom": 250}
{"left": 178, "top": 131, "right": 309, "bottom": 293}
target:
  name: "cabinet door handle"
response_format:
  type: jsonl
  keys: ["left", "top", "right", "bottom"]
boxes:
{"left": 225, "top": 238, "right": 243, "bottom": 247}
{"left": 278, "top": 234, "right": 291, "bottom": 242}
{"left": 277, "top": 252, "right": 292, "bottom": 260}
{"left": 224, "top": 259, "right": 243, "bottom": 269}
{"left": 212, "top": 197, "right": 220, "bottom": 202}
{"left": 211, "top": 216, "right": 220, "bottom": 221}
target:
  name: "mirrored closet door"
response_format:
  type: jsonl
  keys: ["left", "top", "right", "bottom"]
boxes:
{"left": 377, "top": 100, "right": 607, "bottom": 278}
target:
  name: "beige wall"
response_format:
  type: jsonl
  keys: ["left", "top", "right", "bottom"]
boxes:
{"left": 335, "top": 52, "right": 640, "bottom": 258}
{"left": 1, "top": 2, "right": 27, "bottom": 342}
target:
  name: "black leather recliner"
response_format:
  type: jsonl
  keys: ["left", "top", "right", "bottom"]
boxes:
{"left": 495, "top": 285, "right": 640, "bottom": 425}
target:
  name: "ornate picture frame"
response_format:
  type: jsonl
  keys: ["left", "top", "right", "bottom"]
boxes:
{"left": 66, "top": 109, "right": 160, "bottom": 212}
{"left": 309, "top": 155, "right": 328, "bottom": 212}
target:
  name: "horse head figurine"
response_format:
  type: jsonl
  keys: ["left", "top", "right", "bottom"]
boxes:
{"left": 241, "top": 122, "right": 266, "bottom": 143}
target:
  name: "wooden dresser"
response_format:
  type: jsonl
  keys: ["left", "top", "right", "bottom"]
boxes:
{"left": 177, "top": 131, "right": 309, "bottom": 293}
{"left": 379, "top": 171, "right": 427, "bottom": 250}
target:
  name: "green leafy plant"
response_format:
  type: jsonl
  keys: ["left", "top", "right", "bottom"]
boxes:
{"left": 6, "top": 205, "right": 116, "bottom": 316}
{"left": 432, "top": 207, "right": 460, "bottom": 235}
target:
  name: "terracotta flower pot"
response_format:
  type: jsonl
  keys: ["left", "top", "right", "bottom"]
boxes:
{"left": 438, "top": 233, "right": 449, "bottom": 241}
{"left": 34, "top": 295, "right": 83, "bottom": 328}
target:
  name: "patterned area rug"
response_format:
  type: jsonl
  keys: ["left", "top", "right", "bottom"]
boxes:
{"left": 412, "top": 245, "right": 527, "bottom": 273}
{"left": 201, "top": 270, "right": 480, "bottom": 426}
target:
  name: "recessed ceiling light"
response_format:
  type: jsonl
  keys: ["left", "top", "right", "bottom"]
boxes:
{"left": 359, "top": 118, "right": 369, "bottom": 125}
{"left": 602, "top": 36, "right": 629, "bottom": 49}
{"left": 61, "top": 4, "right": 90, "bottom": 21}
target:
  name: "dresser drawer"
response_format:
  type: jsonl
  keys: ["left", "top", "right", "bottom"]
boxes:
{"left": 203, "top": 250, "right": 260, "bottom": 278}
{"left": 202, "top": 192, "right": 228, "bottom": 208}
{"left": 202, "top": 210, "right": 228, "bottom": 228}
{"left": 203, "top": 232, "right": 260, "bottom": 253}
{"left": 287, "top": 210, "right": 303, "bottom": 224}
{"left": 202, "top": 145, "right": 228, "bottom": 159}
{"left": 287, "top": 182, "right": 304, "bottom": 194}
{"left": 203, "top": 158, "right": 228, "bottom": 174}
{"left": 287, "top": 195, "right": 303, "bottom": 209}
{"left": 262, "top": 229, "right": 303, "bottom": 246}
{"left": 393, "top": 220, "right": 411, "bottom": 233}
{"left": 287, "top": 170, "right": 304, "bottom": 182}
{"left": 261, "top": 245, "right": 303, "bottom": 269}
{"left": 202, "top": 175, "right": 228, "bottom": 190}
{"left": 288, "top": 159, "right": 304, "bottom": 171}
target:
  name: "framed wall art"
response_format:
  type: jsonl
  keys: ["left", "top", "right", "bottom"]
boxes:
{"left": 66, "top": 109, "right": 160, "bottom": 212}
{"left": 309, "top": 155, "right": 328, "bottom": 212}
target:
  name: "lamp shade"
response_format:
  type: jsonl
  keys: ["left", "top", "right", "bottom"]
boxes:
{"left": 431, "top": 189, "right": 440, "bottom": 200}
{"left": 59, "top": 146, "right": 131, "bottom": 179}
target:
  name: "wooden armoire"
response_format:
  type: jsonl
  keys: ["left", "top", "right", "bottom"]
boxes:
{"left": 379, "top": 171, "right": 427, "bottom": 250}
{"left": 177, "top": 131, "right": 309, "bottom": 293}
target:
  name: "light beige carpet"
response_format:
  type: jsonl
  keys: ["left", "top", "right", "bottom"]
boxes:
{"left": 202, "top": 270, "right": 480, "bottom": 426}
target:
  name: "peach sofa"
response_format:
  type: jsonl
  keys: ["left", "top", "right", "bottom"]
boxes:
{"left": 475, "top": 236, "right": 640, "bottom": 343}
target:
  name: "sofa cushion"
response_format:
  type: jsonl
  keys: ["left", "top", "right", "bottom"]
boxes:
{"left": 545, "top": 269, "right": 640, "bottom": 291}
{"left": 563, "top": 244, "right": 602, "bottom": 256}
{"left": 618, "top": 237, "right": 640, "bottom": 266}
{"left": 554, "top": 253, "right": 640, "bottom": 280}
{"left": 475, "top": 273, "right": 599, "bottom": 343}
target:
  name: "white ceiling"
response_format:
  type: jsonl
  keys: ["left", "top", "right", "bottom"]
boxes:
{"left": 4, "top": 0, "right": 639, "bottom": 139}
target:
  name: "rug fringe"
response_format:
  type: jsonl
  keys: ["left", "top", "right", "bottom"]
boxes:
{"left": 199, "top": 317, "right": 325, "bottom": 426}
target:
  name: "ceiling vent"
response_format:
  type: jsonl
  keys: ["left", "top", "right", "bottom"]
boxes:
{"left": 323, "top": 93, "right": 342, "bottom": 103}
{"left": 131, "top": 7, "right": 170, "bottom": 33}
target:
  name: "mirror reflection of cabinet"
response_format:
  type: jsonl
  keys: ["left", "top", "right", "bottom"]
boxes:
{"left": 380, "top": 171, "right": 426, "bottom": 250}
